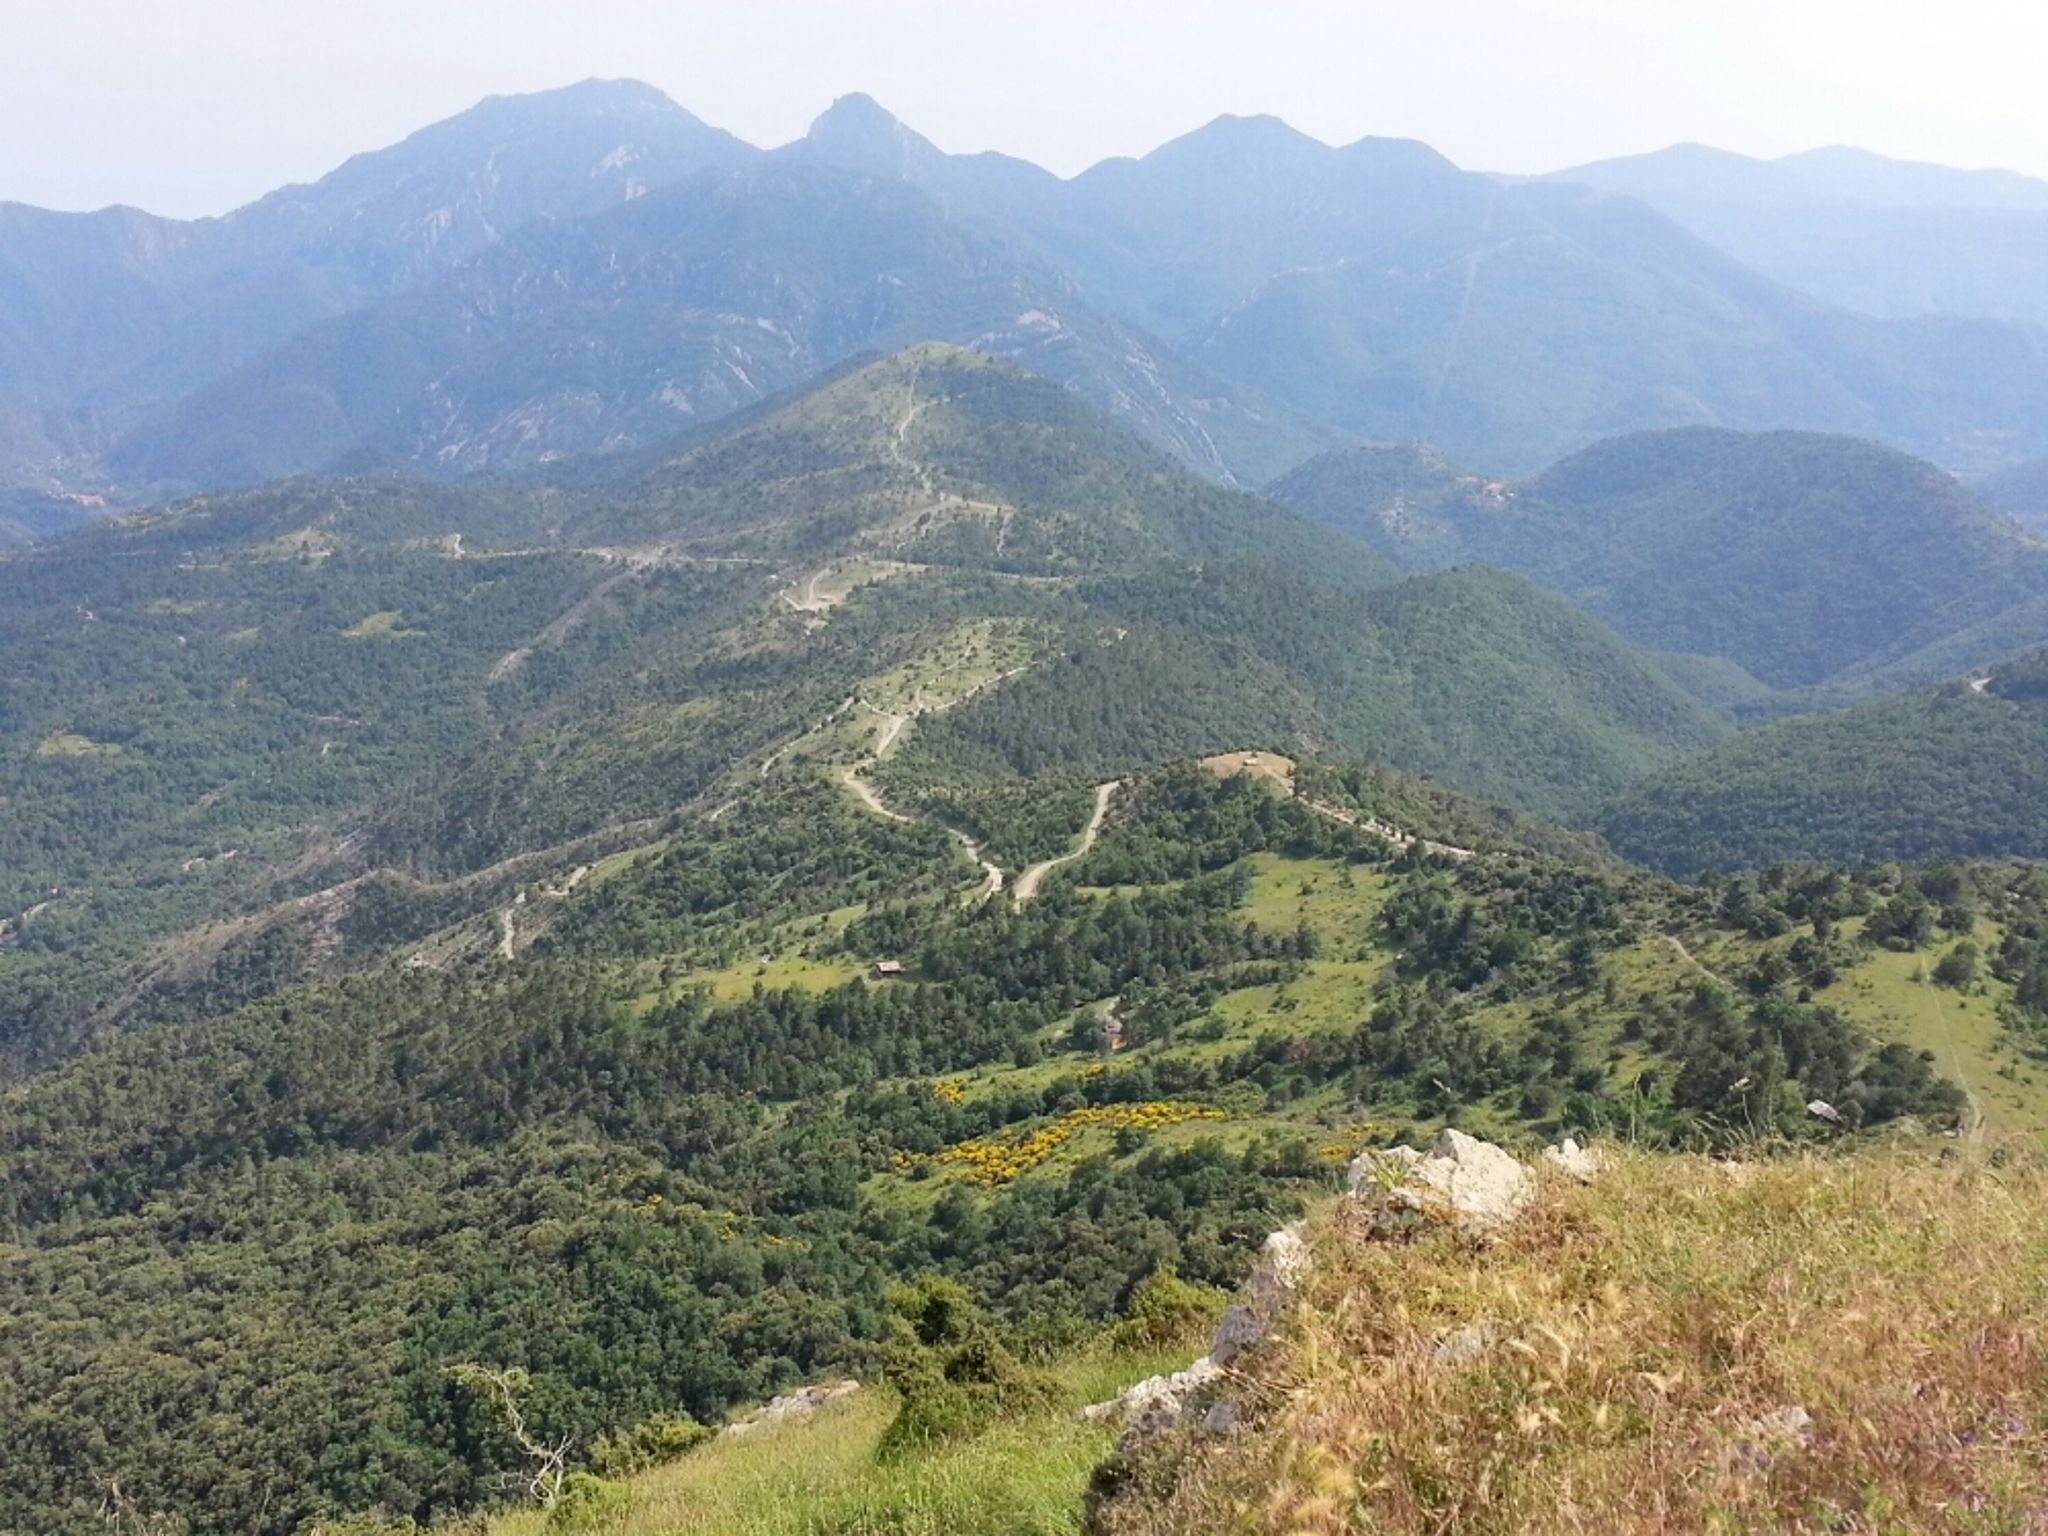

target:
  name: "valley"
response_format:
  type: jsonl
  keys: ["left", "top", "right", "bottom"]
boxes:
{"left": 4, "top": 66, "right": 2048, "bottom": 1536}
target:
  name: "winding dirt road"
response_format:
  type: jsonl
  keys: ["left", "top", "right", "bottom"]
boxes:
{"left": 1012, "top": 780, "right": 1120, "bottom": 907}
{"left": 840, "top": 703, "right": 1006, "bottom": 898}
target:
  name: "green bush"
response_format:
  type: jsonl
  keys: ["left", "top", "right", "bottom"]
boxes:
{"left": 1933, "top": 942, "right": 1981, "bottom": 989}
{"left": 876, "top": 1277, "right": 1057, "bottom": 1459}
{"left": 546, "top": 1473, "right": 631, "bottom": 1532}
{"left": 587, "top": 1412, "right": 712, "bottom": 1477}
{"left": 1112, "top": 1265, "right": 1226, "bottom": 1351}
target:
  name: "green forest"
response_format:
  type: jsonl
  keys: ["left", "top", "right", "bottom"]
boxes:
{"left": 4, "top": 346, "right": 2048, "bottom": 1536}
{"left": 9, "top": 759, "right": 2032, "bottom": 1535}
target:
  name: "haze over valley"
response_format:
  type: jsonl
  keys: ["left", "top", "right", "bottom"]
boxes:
{"left": 7, "top": 23, "right": 2048, "bottom": 1536}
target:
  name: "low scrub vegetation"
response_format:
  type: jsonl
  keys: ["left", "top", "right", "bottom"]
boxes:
{"left": 1096, "top": 1144, "right": 2048, "bottom": 1536}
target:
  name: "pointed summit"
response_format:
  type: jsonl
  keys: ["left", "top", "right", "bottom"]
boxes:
{"left": 791, "top": 93, "right": 947, "bottom": 182}
{"left": 1143, "top": 113, "right": 1332, "bottom": 170}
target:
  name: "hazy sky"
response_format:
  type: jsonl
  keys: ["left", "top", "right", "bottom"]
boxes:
{"left": 5, "top": 0, "right": 2046, "bottom": 216}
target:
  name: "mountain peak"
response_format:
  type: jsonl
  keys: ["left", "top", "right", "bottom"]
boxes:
{"left": 814, "top": 91, "right": 900, "bottom": 129}
{"left": 488, "top": 77, "right": 676, "bottom": 108}
{"left": 794, "top": 93, "right": 946, "bottom": 180}
{"left": 1170, "top": 112, "right": 1328, "bottom": 155}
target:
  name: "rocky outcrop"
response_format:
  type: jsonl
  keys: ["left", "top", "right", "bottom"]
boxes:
{"left": 1079, "top": 1357, "right": 1225, "bottom": 1440}
{"left": 1349, "top": 1128, "right": 1535, "bottom": 1234}
{"left": 719, "top": 1379, "right": 860, "bottom": 1439}
{"left": 1087, "top": 1133, "right": 1599, "bottom": 1447}
{"left": 1083, "top": 1224, "right": 1309, "bottom": 1445}
{"left": 1541, "top": 1135, "right": 1611, "bottom": 1182}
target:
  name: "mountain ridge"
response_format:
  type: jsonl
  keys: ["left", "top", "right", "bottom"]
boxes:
{"left": 13, "top": 82, "right": 2048, "bottom": 509}
{"left": 1272, "top": 425, "right": 2048, "bottom": 691}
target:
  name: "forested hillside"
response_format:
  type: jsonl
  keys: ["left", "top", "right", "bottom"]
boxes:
{"left": 8, "top": 756, "right": 2019, "bottom": 1536}
{"left": 0, "top": 347, "right": 1714, "bottom": 1081}
{"left": 891, "top": 562, "right": 1724, "bottom": 823}
{"left": 1273, "top": 427, "right": 2048, "bottom": 691}
{"left": 1603, "top": 651, "right": 2048, "bottom": 875}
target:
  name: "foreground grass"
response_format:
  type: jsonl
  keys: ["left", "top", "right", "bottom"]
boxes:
{"left": 490, "top": 1348, "right": 1189, "bottom": 1536}
{"left": 1101, "top": 1144, "right": 2048, "bottom": 1536}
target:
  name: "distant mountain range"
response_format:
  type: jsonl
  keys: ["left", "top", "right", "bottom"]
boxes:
{"left": 1547, "top": 143, "right": 2048, "bottom": 329}
{"left": 9, "top": 80, "right": 2048, "bottom": 514}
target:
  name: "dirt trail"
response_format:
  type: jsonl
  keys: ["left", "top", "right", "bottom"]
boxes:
{"left": 481, "top": 543, "right": 776, "bottom": 682}
{"left": 1661, "top": 932, "right": 1730, "bottom": 988}
{"left": 880, "top": 363, "right": 1017, "bottom": 538}
{"left": 1013, "top": 780, "right": 1120, "bottom": 906}
{"left": 1302, "top": 799, "right": 1474, "bottom": 862}
{"left": 842, "top": 766, "right": 1004, "bottom": 893}
{"left": 864, "top": 702, "right": 909, "bottom": 756}
{"left": 842, "top": 766, "right": 915, "bottom": 824}
{"left": 781, "top": 568, "right": 836, "bottom": 615}
{"left": 884, "top": 362, "right": 940, "bottom": 500}
{"left": 1927, "top": 1006, "right": 1990, "bottom": 1145}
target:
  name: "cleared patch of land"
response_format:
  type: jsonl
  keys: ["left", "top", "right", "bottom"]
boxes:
{"left": 34, "top": 730, "right": 120, "bottom": 758}
{"left": 342, "top": 610, "right": 426, "bottom": 639}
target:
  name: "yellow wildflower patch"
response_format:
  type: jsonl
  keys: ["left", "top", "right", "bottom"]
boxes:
{"left": 925, "top": 1102, "right": 1229, "bottom": 1186}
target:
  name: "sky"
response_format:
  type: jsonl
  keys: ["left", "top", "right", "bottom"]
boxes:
{"left": 4, "top": 0, "right": 2046, "bottom": 217}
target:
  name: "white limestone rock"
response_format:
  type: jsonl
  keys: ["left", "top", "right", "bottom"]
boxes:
{"left": 1248, "top": 1223, "right": 1310, "bottom": 1313}
{"left": 1348, "top": 1129, "right": 1534, "bottom": 1235}
{"left": 1541, "top": 1136, "right": 1611, "bottom": 1182}
{"left": 1080, "top": 1356, "right": 1224, "bottom": 1426}
{"left": 720, "top": 1379, "right": 860, "bottom": 1438}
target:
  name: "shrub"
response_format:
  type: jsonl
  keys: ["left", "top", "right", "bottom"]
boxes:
{"left": 876, "top": 1276, "right": 1057, "bottom": 1458}
{"left": 546, "top": 1473, "right": 631, "bottom": 1532}
{"left": 587, "top": 1412, "right": 712, "bottom": 1476}
{"left": 1112, "top": 1265, "right": 1226, "bottom": 1351}
{"left": 1932, "top": 941, "right": 1980, "bottom": 989}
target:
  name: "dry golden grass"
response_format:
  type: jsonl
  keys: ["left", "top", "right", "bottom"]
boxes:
{"left": 1101, "top": 1144, "right": 2048, "bottom": 1536}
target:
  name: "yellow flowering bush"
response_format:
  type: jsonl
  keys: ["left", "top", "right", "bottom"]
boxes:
{"left": 926, "top": 1102, "right": 1229, "bottom": 1186}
